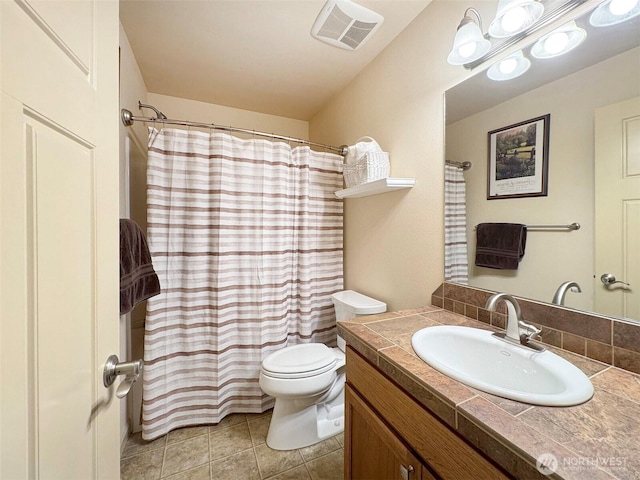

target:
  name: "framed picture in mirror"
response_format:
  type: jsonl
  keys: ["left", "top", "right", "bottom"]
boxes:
{"left": 487, "top": 114, "right": 550, "bottom": 199}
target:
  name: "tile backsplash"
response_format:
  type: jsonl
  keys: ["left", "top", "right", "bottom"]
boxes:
{"left": 432, "top": 282, "right": 640, "bottom": 375}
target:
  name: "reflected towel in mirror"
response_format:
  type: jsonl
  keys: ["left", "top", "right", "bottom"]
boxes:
{"left": 475, "top": 223, "right": 527, "bottom": 270}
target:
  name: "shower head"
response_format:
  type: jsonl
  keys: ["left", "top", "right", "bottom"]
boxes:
{"left": 138, "top": 101, "right": 167, "bottom": 120}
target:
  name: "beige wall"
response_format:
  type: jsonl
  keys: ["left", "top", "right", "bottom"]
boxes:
{"left": 309, "top": 0, "right": 473, "bottom": 311}
{"left": 120, "top": 23, "right": 149, "bottom": 218}
{"left": 119, "top": 22, "right": 150, "bottom": 441}
{"left": 146, "top": 93, "right": 309, "bottom": 140}
{"left": 447, "top": 47, "right": 640, "bottom": 312}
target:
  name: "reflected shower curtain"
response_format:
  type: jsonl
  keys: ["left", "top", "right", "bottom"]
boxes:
{"left": 444, "top": 164, "right": 469, "bottom": 284}
{"left": 142, "top": 128, "right": 344, "bottom": 440}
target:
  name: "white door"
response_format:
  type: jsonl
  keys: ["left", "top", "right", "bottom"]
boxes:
{"left": 595, "top": 97, "right": 640, "bottom": 321}
{"left": 0, "top": 1, "right": 120, "bottom": 479}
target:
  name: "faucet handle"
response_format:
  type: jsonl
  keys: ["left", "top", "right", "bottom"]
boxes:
{"left": 519, "top": 321, "right": 542, "bottom": 340}
{"left": 518, "top": 321, "right": 545, "bottom": 351}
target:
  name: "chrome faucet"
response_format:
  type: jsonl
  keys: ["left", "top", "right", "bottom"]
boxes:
{"left": 552, "top": 281, "right": 582, "bottom": 306}
{"left": 485, "top": 293, "right": 544, "bottom": 351}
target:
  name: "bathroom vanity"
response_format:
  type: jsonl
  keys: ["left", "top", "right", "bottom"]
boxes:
{"left": 345, "top": 347, "right": 508, "bottom": 479}
{"left": 339, "top": 306, "right": 640, "bottom": 480}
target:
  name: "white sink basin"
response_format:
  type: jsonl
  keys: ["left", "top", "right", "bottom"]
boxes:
{"left": 411, "top": 326, "right": 593, "bottom": 406}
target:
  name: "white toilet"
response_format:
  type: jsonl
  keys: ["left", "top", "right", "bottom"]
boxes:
{"left": 259, "top": 290, "right": 386, "bottom": 450}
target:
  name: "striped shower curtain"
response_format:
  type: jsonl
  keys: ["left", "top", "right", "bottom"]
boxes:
{"left": 142, "top": 128, "right": 344, "bottom": 440}
{"left": 444, "top": 164, "right": 469, "bottom": 284}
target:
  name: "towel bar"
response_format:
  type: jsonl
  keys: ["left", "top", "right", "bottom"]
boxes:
{"left": 525, "top": 223, "right": 580, "bottom": 231}
{"left": 474, "top": 223, "right": 580, "bottom": 231}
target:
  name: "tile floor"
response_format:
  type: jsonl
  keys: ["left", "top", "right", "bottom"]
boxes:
{"left": 121, "top": 411, "right": 344, "bottom": 480}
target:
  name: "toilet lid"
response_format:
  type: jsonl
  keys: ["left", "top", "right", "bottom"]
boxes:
{"left": 262, "top": 343, "right": 336, "bottom": 377}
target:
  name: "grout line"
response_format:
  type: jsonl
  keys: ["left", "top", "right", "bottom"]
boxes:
{"left": 209, "top": 443, "right": 213, "bottom": 480}
{"left": 211, "top": 446, "right": 255, "bottom": 465}
{"left": 303, "top": 462, "right": 312, "bottom": 478}
{"left": 120, "top": 445, "right": 166, "bottom": 461}
{"left": 248, "top": 417, "right": 268, "bottom": 449}
{"left": 160, "top": 434, "right": 169, "bottom": 479}
{"left": 206, "top": 427, "right": 211, "bottom": 478}
{"left": 303, "top": 460, "right": 313, "bottom": 479}
{"left": 253, "top": 445, "right": 265, "bottom": 480}
{"left": 514, "top": 405, "right": 536, "bottom": 417}
{"left": 121, "top": 432, "right": 168, "bottom": 459}
{"left": 588, "top": 365, "right": 612, "bottom": 380}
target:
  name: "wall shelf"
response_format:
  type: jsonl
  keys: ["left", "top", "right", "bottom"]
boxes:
{"left": 335, "top": 177, "right": 415, "bottom": 199}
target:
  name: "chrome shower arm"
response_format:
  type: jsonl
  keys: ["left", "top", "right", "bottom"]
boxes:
{"left": 138, "top": 101, "right": 167, "bottom": 120}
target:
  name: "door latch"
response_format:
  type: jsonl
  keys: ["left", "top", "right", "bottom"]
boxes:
{"left": 103, "top": 355, "right": 143, "bottom": 398}
{"left": 600, "top": 273, "right": 631, "bottom": 288}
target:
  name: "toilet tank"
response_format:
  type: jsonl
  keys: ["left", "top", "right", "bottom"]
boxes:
{"left": 331, "top": 290, "right": 386, "bottom": 321}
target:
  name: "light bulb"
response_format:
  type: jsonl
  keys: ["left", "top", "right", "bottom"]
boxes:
{"left": 609, "top": 0, "right": 639, "bottom": 15}
{"left": 501, "top": 6, "right": 527, "bottom": 32}
{"left": 499, "top": 58, "right": 518, "bottom": 74}
{"left": 458, "top": 42, "right": 477, "bottom": 58}
{"left": 544, "top": 31, "right": 569, "bottom": 55}
{"left": 487, "top": 51, "right": 530, "bottom": 80}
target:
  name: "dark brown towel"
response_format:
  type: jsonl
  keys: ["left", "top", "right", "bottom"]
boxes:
{"left": 475, "top": 223, "right": 527, "bottom": 270}
{"left": 120, "top": 219, "right": 161, "bottom": 315}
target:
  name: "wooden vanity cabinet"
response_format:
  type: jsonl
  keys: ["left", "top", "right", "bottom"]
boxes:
{"left": 345, "top": 347, "right": 509, "bottom": 480}
{"left": 346, "top": 384, "right": 438, "bottom": 480}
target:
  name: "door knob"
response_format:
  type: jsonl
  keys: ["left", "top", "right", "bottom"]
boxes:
{"left": 103, "top": 355, "right": 143, "bottom": 399}
{"left": 600, "top": 273, "right": 630, "bottom": 287}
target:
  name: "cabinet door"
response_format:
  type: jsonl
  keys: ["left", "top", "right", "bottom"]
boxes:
{"left": 346, "top": 385, "right": 434, "bottom": 480}
{"left": 346, "top": 347, "right": 509, "bottom": 480}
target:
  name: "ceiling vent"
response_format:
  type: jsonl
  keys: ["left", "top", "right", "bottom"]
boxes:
{"left": 311, "top": 0, "right": 384, "bottom": 50}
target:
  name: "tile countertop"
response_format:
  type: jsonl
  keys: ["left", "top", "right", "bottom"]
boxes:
{"left": 337, "top": 306, "right": 640, "bottom": 480}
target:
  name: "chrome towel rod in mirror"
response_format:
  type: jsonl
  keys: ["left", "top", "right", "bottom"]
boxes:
{"left": 475, "top": 223, "right": 581, "bottom": 231}
{"left": 526, "top": 223, "right": 581, "bottom": 231}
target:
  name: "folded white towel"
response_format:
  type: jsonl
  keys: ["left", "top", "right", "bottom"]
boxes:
{"left": 345, "top": 136, "right": 383, "bottom": 164}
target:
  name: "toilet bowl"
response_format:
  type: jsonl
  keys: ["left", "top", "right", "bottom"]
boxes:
{"left": 259, "top": 290, "right": 386, "bottom": 450}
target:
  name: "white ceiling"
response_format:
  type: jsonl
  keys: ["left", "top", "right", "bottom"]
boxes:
{"left": 120, "top": 0, "right": 431, "bottom": 121}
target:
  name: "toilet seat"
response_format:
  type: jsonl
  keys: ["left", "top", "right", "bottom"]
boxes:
{"left": 262, "top": 344, "right": 337, "bottom": 379}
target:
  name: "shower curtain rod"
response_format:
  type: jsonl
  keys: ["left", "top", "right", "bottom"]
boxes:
{"left": 446, "top": 159, "right": 472, "bottom": 170}
{"left": 121, "top": 102, "right": 348, "bottom": 156}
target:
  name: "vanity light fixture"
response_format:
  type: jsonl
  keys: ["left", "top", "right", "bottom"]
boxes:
{"left": 447, "top": 8, "right": 492, "bottom": 65}
{"left": 531, "top": 20, "right": 587, "bottom": 58}
{"left": 488, "top": 0, "right": 545, "bottom": 38}
{"left": 449, "top": 0, "right": 638, "bottom": 70}
{"left": 487, "top": 50, "right": 531, "bottom": 80}
{"left": 589, "top": 0, "right": 640, "bottom": 26}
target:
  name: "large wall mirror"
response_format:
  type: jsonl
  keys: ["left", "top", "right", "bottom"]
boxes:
{"left": 445, "top": 1, "right": 639, "bottom": 323}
